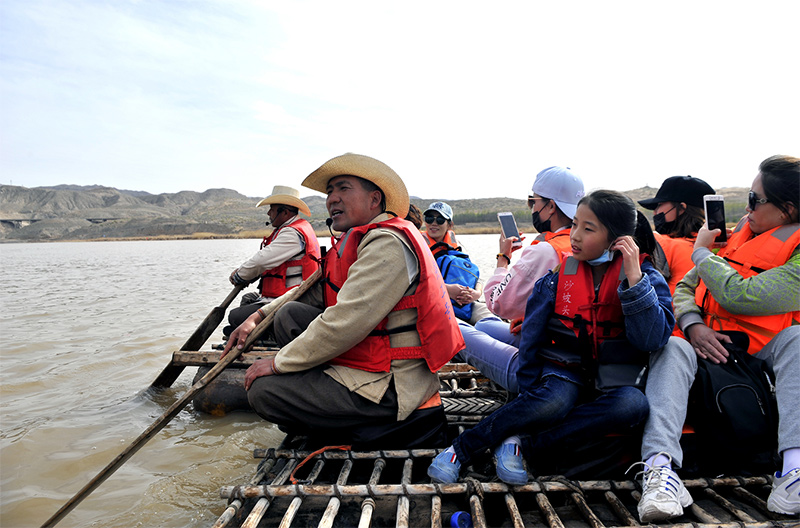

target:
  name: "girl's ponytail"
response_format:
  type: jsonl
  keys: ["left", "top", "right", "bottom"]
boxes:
{"left": 634, "top": 210, "right": 657, "bottom": 256}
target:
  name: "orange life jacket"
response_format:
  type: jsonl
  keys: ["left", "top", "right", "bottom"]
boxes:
{"left": 531, "top": 229, "right": 572, "bottom": 258}
{"left": 323, "top": 217, "right": 464, "bottom": 373}
{"left": 654, "top": 233, "right": 695, "bottom": 338}
{"left": 422, "top": 229, "right": 457, "bottom": 251}
{"left": 654, "top": 233, "right": 695, "bottom": 295}
{"left": 695, "top": 218, "right": 800, "bottom": 355}
{"left": 258, "top": 219, "right": 321, "bottom": 298}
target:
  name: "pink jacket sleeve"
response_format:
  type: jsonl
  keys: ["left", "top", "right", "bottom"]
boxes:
{"left": 484, "top": 239, "right": 561, "bottom": 320}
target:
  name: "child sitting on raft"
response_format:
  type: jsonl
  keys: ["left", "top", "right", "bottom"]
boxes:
{"left": 428, "top": 190, "right": 675, "bottom": 485}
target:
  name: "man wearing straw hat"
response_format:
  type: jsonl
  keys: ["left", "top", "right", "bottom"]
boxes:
{"left": 223, "top": 185, "right": 321, "bottom": 337}
{"left": 223, "top": 153, "right": 464, "bottom": 448}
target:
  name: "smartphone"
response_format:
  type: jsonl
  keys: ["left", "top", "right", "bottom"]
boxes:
{"left": 704, "top": 195, "right": 727, "bottom": 243}
{"left": 497, "top": 212, "right": 522, "bottom": 247}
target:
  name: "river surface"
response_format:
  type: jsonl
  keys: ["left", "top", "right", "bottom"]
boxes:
{"left": 0, "top": 233, "right": 516, "bottom": 528}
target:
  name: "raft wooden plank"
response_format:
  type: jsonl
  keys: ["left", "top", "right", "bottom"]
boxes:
{"left": 169, "top": 350, "right": 275, "bottom": 367}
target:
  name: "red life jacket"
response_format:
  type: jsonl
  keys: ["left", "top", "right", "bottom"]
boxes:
{"left": 542, "top": 255, "right": 650, "bottom": 388}
{"left": 323, "top": 217, "right": 464, "bottom": 373}
{"left": 258, "top": 219, "right": 321, "bottom": 298}
{"left": 695, "top": 218, "right": 800, "bottom": 355}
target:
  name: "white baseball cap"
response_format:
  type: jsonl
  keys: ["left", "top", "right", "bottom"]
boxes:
{"left": 531, "top": 166, "right": 585, "bottom": 219}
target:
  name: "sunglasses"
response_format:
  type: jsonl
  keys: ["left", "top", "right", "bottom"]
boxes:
{"left": 748, "top": 191, "right": 769, "bottom": 211}
{"left": 424, "top": 215, "right": 447, "bottom": 225}
{"left": 527, "top": 196, "right": 549, "bottom": 210}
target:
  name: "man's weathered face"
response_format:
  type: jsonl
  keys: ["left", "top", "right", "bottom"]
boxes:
{"left": 325, "top": 175, "right": 382, "bottom": 232}
{"left": 267, "top": 204, "right": 291, "bottom": 227}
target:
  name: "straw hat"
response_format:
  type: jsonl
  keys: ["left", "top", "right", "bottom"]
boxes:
{"left": 255, "top": 186, "right": 311, "bottom": 216}
{"left": 302, "top": 153, "right": 410, "bottom": 218}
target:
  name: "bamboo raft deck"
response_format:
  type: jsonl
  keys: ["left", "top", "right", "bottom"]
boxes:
{"left": 168, "top": 351, "right": 799, "bottom": 528}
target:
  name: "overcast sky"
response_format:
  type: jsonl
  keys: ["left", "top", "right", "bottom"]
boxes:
{"left": 1, "top": 1, "right": 798, "bottom": 201}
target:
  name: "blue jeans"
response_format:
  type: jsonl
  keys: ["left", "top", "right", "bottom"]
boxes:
{"left": 452, "top": 362, "right": 649, "bottom": 466}
{"left": 475, "top": 317, "right": 521, "bottom": 346}
{"left": 457, "top": 319, "right": 521, "bottom": 393}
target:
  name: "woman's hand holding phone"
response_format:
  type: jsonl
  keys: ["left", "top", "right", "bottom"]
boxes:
{"left": 694, "top": 224, "right": 732, "bottom": 251}
{"left": 499, "top": 232, "right": 525, "bottom": 256}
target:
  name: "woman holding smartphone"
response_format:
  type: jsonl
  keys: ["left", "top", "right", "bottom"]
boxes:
{"left": 636, "top": 155, "right": 800, "bottom": 521}
{"left": 637, "top": 175, "right": 715, "bottom": 295}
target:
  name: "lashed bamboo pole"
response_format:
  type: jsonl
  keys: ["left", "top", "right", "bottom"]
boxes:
{"left": 358, "top": 498, "right": 375, "bottom": 528}
{"left": 357, "top": 458, "right": 385, "bottom": 528}
{"left": 701, "top": 486, "right": 758, "bottom": 523}
{"left": 666, "top": 524, "right": 778, "bottom": 528}
{"left": 430, "top": 494, "right": 442, "bottom": 528}
{"left": 220, "top": 473, "right": 778, "bottom": 500}
{"left": 437, "top": 369, "right": 485, "bottom": 379}
{"left": 318, "top": 459, "right": 353, "bottom": 528}
{"left": 396, "top": 458, "right": 413, "bottom": 528}
{"left": 503, "top": 492, "right": 525, "bottom": 528}
{"left": 602, "top": 490, "right": 639, "bottom": 526}
{"left": 731, "top": 486, "right": 781, "bottom": 520}
{"left": 253, "top": 447, "right": 439, "bottom": 460}
{"left": 687, "top": 502, "right": 722, "bottom": 524}
{"left": 534, "top": 491, "right": 565, "bottom": 528}
{"left": 568, "top": 490, "right": 604, "bottom": 528}
{"left": 241, "top": 459, "right": 297, "bottom": 528}
{"left": 469, "top": 492, "right": 488, "bottom": 528}
{"left": 278, "top": 459, "right": 325, "bottom": 528}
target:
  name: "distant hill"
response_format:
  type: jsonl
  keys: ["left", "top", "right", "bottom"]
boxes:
{"left": 0, "top": 184, "right": 749, "bottom": 242}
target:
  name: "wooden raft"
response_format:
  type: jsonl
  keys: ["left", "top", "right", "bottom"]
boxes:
{"left": 204, "top": 362, "right": 798, "bottom": 528}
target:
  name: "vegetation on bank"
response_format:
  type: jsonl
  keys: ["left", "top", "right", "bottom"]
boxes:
{"left": 0, "top": 184, "right": 750, "bottom": 242}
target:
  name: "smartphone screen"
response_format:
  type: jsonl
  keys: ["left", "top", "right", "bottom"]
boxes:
{"left": 704, "top": 196, "right": 727, "bottom": 243}
{"left": 497, "top": 212, "right": 520, "bottom": 242}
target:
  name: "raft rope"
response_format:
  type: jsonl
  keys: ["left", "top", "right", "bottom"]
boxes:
{"left": 289, "top": 445, "right": 351, "bottom": 485}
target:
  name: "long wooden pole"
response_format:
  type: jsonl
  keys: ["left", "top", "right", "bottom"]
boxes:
{"left": 41, "top": 268, "right": 322, "bottom": 528}
{"left": 149, "top": 283, "right": 245, "bottom": 389}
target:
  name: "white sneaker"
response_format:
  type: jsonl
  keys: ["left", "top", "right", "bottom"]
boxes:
{"left": 768, "top": 467, "right": 800, "bottom": 515}
{"left": 632, "top": 454, "right": 693, "bottom": 522}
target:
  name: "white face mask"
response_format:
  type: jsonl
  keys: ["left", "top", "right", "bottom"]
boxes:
{"left": 587, "top": 248, "right": 614, "bottom": 266}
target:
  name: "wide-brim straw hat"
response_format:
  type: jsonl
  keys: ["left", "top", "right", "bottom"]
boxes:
{"left": 302, "top": 153, "right": 409, "bottom": 218}
{"left": 256, "top": 185, "right": 311, "bottom": 216}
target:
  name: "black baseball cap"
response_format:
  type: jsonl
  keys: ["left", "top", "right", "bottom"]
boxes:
{"left": 638, "top": 176, "right": 715, "bottom": 210}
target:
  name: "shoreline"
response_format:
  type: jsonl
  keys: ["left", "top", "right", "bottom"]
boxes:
{"left": 0, "top": 224, "right": 504, "bottom": 243}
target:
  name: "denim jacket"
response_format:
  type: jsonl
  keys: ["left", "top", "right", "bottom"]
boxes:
{"left": 516, "top": 257, "right": 675, "bottom": 391}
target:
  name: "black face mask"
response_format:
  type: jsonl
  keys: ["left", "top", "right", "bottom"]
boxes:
{"left": 531, "top": 210, "right": 551, "bottom": 233}
{"left": 652, "top": 206, "right": 677, "bottom": 235}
